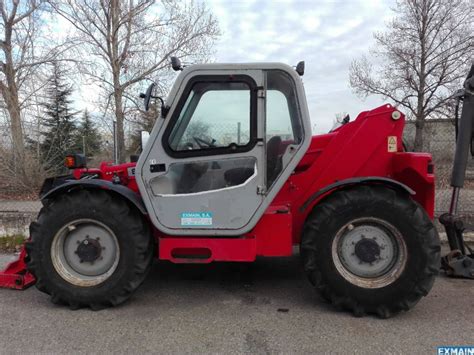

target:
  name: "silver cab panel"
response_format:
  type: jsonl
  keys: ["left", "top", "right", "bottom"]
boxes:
{"left": 136, "top": 63, "right": 312, "bottom": 236}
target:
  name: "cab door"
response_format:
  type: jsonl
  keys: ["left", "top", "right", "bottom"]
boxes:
{"left": 137, "top": 70, "right": 266, "bottom": 236}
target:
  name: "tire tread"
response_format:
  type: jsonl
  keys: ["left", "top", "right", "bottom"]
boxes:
{"left": 301, "top": 185, "right": 440, "bottom": 318}
{"left": 26, "top": 189, "right": 153, "bottom": 310}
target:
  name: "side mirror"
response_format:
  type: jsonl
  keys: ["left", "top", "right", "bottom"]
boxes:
{"left": 139, "top": 83, "right": 169, "bottom": 117}
{"left": 141, "top": 131, "right": 150, "bottom": 151}
{"left": 140, "top": 83, "right": 156, "bottom": 111}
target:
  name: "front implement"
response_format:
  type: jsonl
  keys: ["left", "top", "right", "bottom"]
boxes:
{"left": 440, "top": 64, "right": 474, "bottom": 279}
{"left": 0, "top": 247, "right": 35, "bottom": 290}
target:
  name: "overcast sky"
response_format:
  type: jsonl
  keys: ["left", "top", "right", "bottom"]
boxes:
{"left": 206, "top": 0, "right": 396, "bottom": 132}
{"left": 66, "top": 0, "right": 397, "bottom": 134}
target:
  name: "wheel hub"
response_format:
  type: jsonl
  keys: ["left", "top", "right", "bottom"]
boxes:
{"left": 51, "top": 219, "right": 120, "bottom": 287}
{"left": 354, "top": 238, "right": 381, "bottom": 264}
{"left": 75, "top": 237, "right": 102, "bottom": 263}
{"left": 331, "top": 218, "right": 407, "bottom": 289}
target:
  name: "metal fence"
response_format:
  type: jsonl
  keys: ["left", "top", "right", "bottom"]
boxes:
{"left": 0, "top": 119, "right": 473, "bottom": 240}
{"left": 404, "top": 119, "right": 474, "bottom": 233}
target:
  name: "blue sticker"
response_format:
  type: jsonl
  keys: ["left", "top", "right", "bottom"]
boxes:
{"left": 181, "top": 212, "right": 213, "bottom": 226}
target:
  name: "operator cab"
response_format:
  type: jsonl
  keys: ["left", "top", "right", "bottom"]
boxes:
{"left": 137, "top": 62, "right": 312, "bottom": 236}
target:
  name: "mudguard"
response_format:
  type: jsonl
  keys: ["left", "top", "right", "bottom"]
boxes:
{"left": 300, "top": 176, "right": 415, "bottom": 212}
{"left": 41, "top": 179, "right": 147, "bottom": 214}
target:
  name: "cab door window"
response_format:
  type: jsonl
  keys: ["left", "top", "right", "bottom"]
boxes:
{"left": 165, "top": 77, "right": 257, "bottom": 157}
{"left": 157, "top": 76, "right": 259, "bottom": 195}
{"left": 265, "top": 70, "right": 304, "bottom": 187}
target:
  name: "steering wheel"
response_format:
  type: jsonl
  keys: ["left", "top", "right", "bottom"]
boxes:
{"left": 193, "top": 136, "right": 216, "bottom": 148}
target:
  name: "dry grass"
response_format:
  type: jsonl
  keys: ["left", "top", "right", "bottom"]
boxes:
{"left": 0, "top": 235, "right": 26, "bottom": 252}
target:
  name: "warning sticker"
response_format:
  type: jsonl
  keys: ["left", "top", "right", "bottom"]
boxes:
{"left": 388, "top": 136, "right": 397, "bottom": 152}
{"left": 181, "top": 212, "right": 213, "bottom": 226}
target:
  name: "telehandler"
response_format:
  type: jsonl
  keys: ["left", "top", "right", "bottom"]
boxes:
{"left": 2, "top": 59, "right": 472, "bottom": 318}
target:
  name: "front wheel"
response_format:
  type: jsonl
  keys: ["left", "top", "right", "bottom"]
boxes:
{"left": 301, "top": 185, "right": 440, "bottom": 318}
{"left": 26, "top": 190, "right": 153, "bottom": 310}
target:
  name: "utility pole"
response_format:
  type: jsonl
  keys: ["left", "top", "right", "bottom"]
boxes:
{"left": 113, "top": 121, "right": 118, "bottom": 164}
{"left": 237, "top": 122, "right": 241, "bottom": 145}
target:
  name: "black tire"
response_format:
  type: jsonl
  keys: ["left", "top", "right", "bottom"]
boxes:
{"left": 26, "top": 189, "right": 153, "bottom": 310}
{"left": 301, "top": 185, "right": 440, "bottom": 318}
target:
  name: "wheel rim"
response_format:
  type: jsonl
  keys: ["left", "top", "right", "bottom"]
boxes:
{"left": 51, "top": 219, "right": 120, "bottom": 287}
{"left": 331, "top": 217, "right": 407, "bottom": 289}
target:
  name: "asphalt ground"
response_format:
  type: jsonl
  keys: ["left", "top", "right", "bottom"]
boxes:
{"left": 0, "top": 246, "right": 473, "bottom": 354}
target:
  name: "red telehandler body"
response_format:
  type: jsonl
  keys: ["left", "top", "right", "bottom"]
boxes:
{"left": 4, "top": 58, "right": 467, "bottom": 318}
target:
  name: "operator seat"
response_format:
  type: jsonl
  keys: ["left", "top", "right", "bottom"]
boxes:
{"left": 266, "top": 135, "right": 283, "bottom": 187}
{"left": 224, "top": 167, "right": 254, "bottom": 186}
{"left": 177, "top": 162, "right": 209, "bottom": 193}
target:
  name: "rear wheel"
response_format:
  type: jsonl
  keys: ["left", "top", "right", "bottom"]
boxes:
{"left": 301, "top": 185, "right": 440, "bottom": 318}
{"left": 26, "top": 190, "right": 153, "bottom": 310}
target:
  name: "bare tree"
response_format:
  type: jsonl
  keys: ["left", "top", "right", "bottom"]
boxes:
{"left": 52, "top": 0, "right": 219, "bottom": 163}
{"left": 349, "top": 0, "right": 474, "bottom": 151}
{"left": 0, "top": 0, "right": 53, "bottom": 170}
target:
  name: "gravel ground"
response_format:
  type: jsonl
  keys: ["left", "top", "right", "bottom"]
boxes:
{"left": 1, "top": 247, "right": 473, "bottom": 354}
